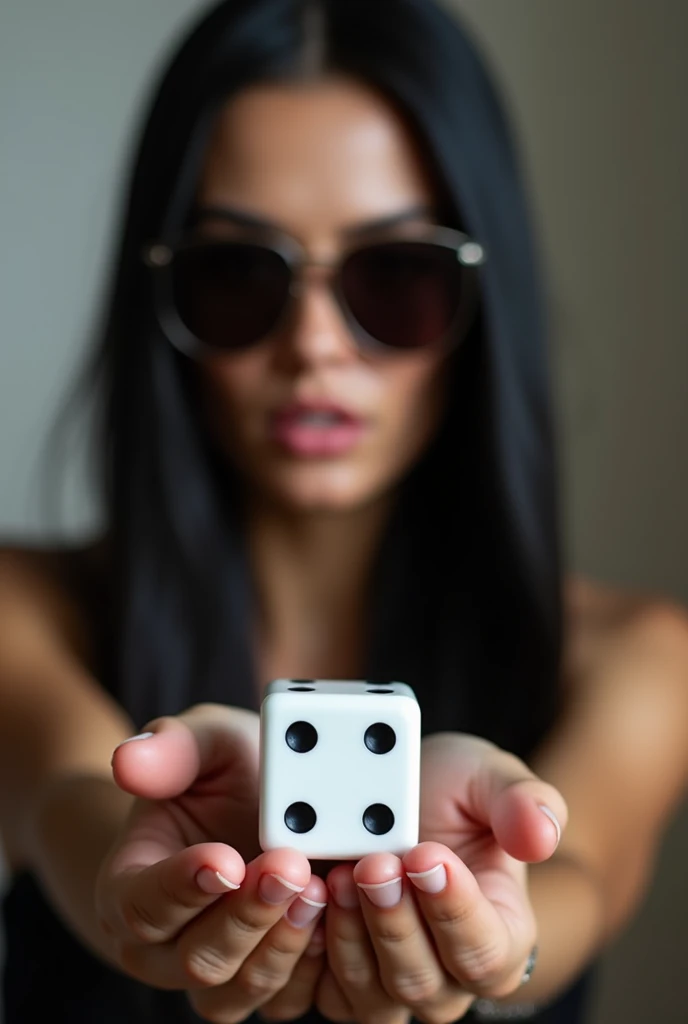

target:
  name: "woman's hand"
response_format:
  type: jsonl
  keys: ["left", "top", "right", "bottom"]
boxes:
{"left": 318, "top": 733, "right": 568, "bottom": 1023}
{"left": 95, "top": 704, "right": 328, "bottom": 1022}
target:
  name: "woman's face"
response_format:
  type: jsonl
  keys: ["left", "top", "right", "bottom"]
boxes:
{"left": 194, "top": 77, "right": 451, "bottom": 514}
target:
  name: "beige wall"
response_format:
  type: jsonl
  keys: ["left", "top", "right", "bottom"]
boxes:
{"left": 448, "top": 1, "right": 688, "bottom": 1020}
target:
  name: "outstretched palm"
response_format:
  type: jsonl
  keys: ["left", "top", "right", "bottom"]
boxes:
{"left": 104, "top": 706, "right": 263, "bottom": 892}
{"left": 96, "top": 705, "right": 322, "bottom": 1004}
{"left": 419, "top": 732, "right": 565, "bottom": 936}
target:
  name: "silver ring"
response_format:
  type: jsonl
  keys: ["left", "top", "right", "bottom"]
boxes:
{"left": 470, "top": 946, "right": 540, "bottom": 1019}
{"left": 521, "top": 945, "right": 538, "bottom": 984}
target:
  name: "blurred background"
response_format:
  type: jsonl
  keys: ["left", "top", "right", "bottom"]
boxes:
{"left": 0, "top": 0, "right": 686, "bottom": 1020}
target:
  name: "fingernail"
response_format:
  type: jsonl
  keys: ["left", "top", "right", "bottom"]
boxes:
{"left": 117, "top": 732, "right": 154, "bottom": 746}
{"left": 406, "top": 863, "right": 447, "bottom": 894}
{"left": 196, "top": 868, "right": 241, "bottom": 894}
{"left": 111, "top": 733, "right": 155, "bottom": 765}
{"left": 286, "top": 895, "right": 327, "bottom": 928}
{"left": 305, "top": 925, "right": 326, "bottom": 956}
{"left": 538, "top": 805, "right": 561, "bottom": 847}
{"left": 357, "top": 877, "right": 403, "bottom": 908}
{"left": 259, "top": 874, "right": 305, "bottom": 905}
{"left": 331, "top": 875, "right": 360, "bottom": 910}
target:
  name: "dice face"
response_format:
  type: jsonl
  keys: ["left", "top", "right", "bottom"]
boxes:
{"left": 259, "top": 679, "right": 421, "bottom": 859}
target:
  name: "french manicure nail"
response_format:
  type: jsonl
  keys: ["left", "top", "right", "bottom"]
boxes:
{"left": 357, "top": 877, "right": 403, "bottom": 908}
{"left": 259, "top": 874, "right": 305, "bottom": 905}
{"left": 196, "top": 868, "right": 241, "bottom": 894}
{"left": 116, "top": 732, "right": 154, "bottom": 747}
{"left": 286, "top": 895, "right": 327, "bottom": 928}
{"left": 538, "top": 805, "right": 561, "bottom": 847}
{"left": 406, "top": 863, "right": 447, "bottom": 894}
{"left": 111, "top": 733, "right": 155, "bottom": 765}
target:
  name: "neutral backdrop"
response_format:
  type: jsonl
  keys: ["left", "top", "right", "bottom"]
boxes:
{"left": 0, "top": 1, "right": 686, "bottom": 1021}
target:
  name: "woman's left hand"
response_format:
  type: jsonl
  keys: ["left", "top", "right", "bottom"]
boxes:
{"left": 315, "top": 733, "right": 568, "bottom": 1024}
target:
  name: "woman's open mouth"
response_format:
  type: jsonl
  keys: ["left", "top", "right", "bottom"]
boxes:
{"left": 270, "top": 401, "right": 368, "bottom": 457}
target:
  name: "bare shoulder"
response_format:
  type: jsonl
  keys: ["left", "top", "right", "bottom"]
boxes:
{"left": 0, "top": 535, "right": 107, "bottom": 598}
{"left": 563, "top": 573, "right": 688, "bottom": 685}
{"left": 0, "top": 536, "right": 109, "bottom": 662}
{"left": 560, "top": 573, "right": 688, "bottom": 793}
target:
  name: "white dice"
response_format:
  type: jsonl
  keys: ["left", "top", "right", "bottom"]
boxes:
{"left": 259, "top": 679, "right": 421, "bottom": 860}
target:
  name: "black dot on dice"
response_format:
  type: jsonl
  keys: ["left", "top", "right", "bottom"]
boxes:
{"left": 285, "top": 802, "right": 317, "bottom": 833}
{"left": 367, "top": 687, "right": 394, "bottom": 694}
{"left": 364, "top": 722, "right": 396, "bottom": 754}
{"left": 285, "top": 720, "right": 318, "bottom": 752}
{"left": 363, "top": 803, "right": 395, "bottom": 835}
{"left": 289, "top": 680, "right": 315, "bottom": 691}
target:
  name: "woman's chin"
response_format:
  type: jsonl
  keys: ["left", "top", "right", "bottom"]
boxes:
{"left": 254, "top": 466, "right": 385, "bottom": 517}
{"left": 268, "top": 486, "right": 372, "bottom": 517}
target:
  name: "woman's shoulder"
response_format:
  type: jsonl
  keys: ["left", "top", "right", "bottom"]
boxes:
{"left": 0, "top": 534, "right": 109, "bottom": 593}
{"left": 0, "top": 535, "right": 110, "bottom": 659}
{"left": 562, "top": 572, "right": 688, "bottom": 697}
{"left": 550, "top": 575, "right": 688, "bottom": 822}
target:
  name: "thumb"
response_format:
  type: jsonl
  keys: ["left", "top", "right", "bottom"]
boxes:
{"left": 475, "top": 751, "right": 568, "bottom": 863}
{"left": 111, "top": 703, "right": 260, "bottom": 800}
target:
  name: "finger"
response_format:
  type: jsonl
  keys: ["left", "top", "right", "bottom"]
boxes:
{"left": 316, "top": 967, "right": 357, "bottom": 1023}
{"left": 114, "top": 847, "right": 312, "bottom": 992}
{"left": 111, "top": 704, "right": 259, "bottom": 800}
{"left": 421, "top": 735, "right": 567, "bottom": 863}
{"left": 467, "top": 748, "right": 567, "bottom": 863}
{"left": 99, "top": 841, "right": 246, "bottom": 943}
{"left": 403, "top": 843, "right": 535, "bottom": 998}
{"left": 489, "top": 774, "right": 567, "bottom": 863}
{"left": 258, "top": 926, "right": 326, "bottom": 1022}
{"left": 354, "top": 854, "right": 475, "bottom": 1022}
{"left": 190, "top": 875, "right": 328, "bottom": 1023}
{"left": 177, "top": 848, "right": 312, "bottom": 990}
{"left": 326, "top": 864, "right": 409, "bottom": 1024}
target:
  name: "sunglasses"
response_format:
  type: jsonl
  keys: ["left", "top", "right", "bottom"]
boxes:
{"left": 143, "top": 224, "right": 486, "bottom": 356}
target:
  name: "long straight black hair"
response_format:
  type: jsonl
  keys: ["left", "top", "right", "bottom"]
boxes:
{"left": 81, "top": 0, "right": 563, "bottom": 760}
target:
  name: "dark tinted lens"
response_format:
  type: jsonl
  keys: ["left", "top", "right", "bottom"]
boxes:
{"left": 172, "top": 242, "right": 291, "bottom": 350}
{"left": 341, "top": 241, "right": 465, "bottom": 349}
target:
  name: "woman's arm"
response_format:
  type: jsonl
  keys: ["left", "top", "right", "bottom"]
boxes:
{"left": 499, "top": 589, "right": 688, "bottom": 1009}
{"left": 0, "top": 548, "right": 330, "bottom": 1020}
{"left": 314, "top": 588, "right": 688, "bottom": 1024}
{"left": 0, "top": 545, "right": 136, "bottom": 957}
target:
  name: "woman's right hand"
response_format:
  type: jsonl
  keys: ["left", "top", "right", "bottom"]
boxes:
{"left": 95, "top": 704, "right": 328, "bottom": 1022}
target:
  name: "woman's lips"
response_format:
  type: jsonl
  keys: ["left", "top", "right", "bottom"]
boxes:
{"left": 270, "top": 401, "right": 368, "bottom": 457}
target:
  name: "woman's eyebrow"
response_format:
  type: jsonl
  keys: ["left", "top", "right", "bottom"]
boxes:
{"left": 341, "top": 205, "right": 437, "bottom": 237}
{"left": 192, "top": 203, "right": 436, "bottom": 236}
{"left": 192, "top": 205, "right": 278, "bottom": 231}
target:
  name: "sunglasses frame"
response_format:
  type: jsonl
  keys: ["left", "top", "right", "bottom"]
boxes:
{"left": 142, "top": 224, "right": 487, "bottom": 359}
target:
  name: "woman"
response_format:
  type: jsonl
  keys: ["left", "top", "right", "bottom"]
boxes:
{"left": 1, "top": 0, "right": 687, "bottom": 1022}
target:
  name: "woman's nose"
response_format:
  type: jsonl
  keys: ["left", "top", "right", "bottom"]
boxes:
{"left": 277, "top": 271, "right": 360, "bottom": 366}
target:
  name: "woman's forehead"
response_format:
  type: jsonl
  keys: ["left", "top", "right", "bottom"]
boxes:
{"left": 196, "top": 77, "right": 438, "bottom": 241}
